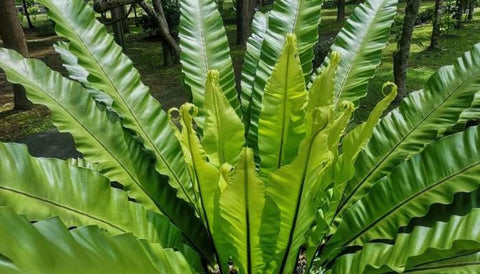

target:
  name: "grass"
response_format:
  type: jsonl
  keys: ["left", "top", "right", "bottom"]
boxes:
{"left": 359, "top": 8, "right": 480, "bottom": 122}
{"left": 1, "top": 4, "right": 480, "bottom": 141}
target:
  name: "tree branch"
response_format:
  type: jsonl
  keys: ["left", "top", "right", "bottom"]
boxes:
{"left": 93, "top": 0, "right": 141, "bottom": 13}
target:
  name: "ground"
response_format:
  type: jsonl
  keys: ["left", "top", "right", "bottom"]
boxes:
{"left": 0, "top": 3, "right": 479, "bottom": 143}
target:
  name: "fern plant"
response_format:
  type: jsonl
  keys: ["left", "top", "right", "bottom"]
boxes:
{"left": 0, "top": 0, "right": 480, "bottom": 273}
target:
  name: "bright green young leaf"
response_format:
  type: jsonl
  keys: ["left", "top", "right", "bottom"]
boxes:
{"left": 327, "top": 83, "right": 397, "bottom": 223}
{"left": 265, "top": 105, "right": 336, "bottom": 273}
{"left": 258, "top": 34, "right": 307, "bottom": 174}
{"left": 170, "top": 104, "right": 220, "bottom": 228}
{"left": 246, "top": 0, "right": 323, "bottom": 152}
{"left": 307, "top": 51, "right": 341, "bottom": 110}
{"left": 203, "top": 70, "right": 245, "bottom": 167}
{"left": 217, "top": 148, "right": 266, "bottom": 274}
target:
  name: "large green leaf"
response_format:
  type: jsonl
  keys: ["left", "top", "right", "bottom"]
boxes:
{"left": 37, "top": 0, "right": 194, "bottom": 207}
{"left": 258, "top": 34, "right": 307, "bottom": 174}
{"left": 202, "top": 70, "right": 245, "bottom": 167}
{"left": 264, "top": 106, "right": 339, "bottom": 273}
{"left": 328, "top": 209, "right": 480, "bottom": 273}
{"left": 0, "top": 142, "right": 201, "bottom": 270}
{"left": 241, "top": 11, "right": 269, "bottom": 118}
{"left": 217, "top": 148, "right": 266, "bottom": 274}
{"left": 318, "top": 0, "right": 397, "bottom": 107}
{"left": 178, "top": 0, "right": 240, "bottom": 126}
{"left": 246, "top": 0, "right": 323, "bottom": 151}
{"left": 341, "top": 43, "right": 480, "bottom": 213}
{"left": 0, "top": 207, "right": 192, "bottom": 273}
{"left": 323, "top": 125, "right": 480, "bottom": 260}
{"left": 0, "top": 49, "right": 212, "bottom": 261}
{"left": 403, "top": 188, "right": 480, "bottom": 231}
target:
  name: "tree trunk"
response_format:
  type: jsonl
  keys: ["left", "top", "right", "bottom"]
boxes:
{"left": 121, "top": 5, "right": 130, "bottom": 34}
{"left": 133, "top": 3, "right": 138, "bottom": 25}
{"left": 93, "top": 0, "right": 141, "bottom": 12}
{"left": 467, "top": 0, "right": 475, "bottom": 21}
{"left": 455, "top": 0, "right": 466, "bottom": 28}
{"left": 236, "top": 0, "right": 256, "bottom": 46}
{"left": 0, "top": 0, "right": 33, "bottom": 110}
{"left": 429, "top": 0, "right": 443, "bottom": 49}
{"left": 393, "top": 0, "right": 421, "bottom": 102}
{"left": 139, "top": 0, "right": 180, "bottom": 64}
{"left": 111, "top": 7, "right": 125, "bottom": 48}
{"left": 337, "top": 0, "right": 346, "bottom": 22}
{"left": 94, "top": 0, "right": 180, "bottom": 64}
{"left": 22, "top": 0, "right": 34, "bottom": 29}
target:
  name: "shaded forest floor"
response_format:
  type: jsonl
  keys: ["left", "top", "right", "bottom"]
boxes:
{"left": 0, "top": 4, "right": 479, "bottom": 141}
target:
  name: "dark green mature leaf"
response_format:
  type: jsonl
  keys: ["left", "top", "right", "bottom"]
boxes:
{"left": 37, "top": 0, "right": 195, "bottom": 208}
{"left": 0, "top": 142, "right": 202, "bottom": 270}
{"left": 323, "top": 125, "right": 480, "bottom": 260}
{"left": 0, "top": 207, "right": 192, "bottom": 273}
{"left": 328, "top": 209, "right": 480, "bottom": 273}
{"left": 0, "top": 49, "right": 213, "bottom": 262}
{"left": 341, "top": 43, "right": 480, "bottom": 213}
{"left": 241, "top": 11, "right": 269, "bottom": 118}
{"left": 179, "top": 0, "right": 240, "bottom": 126}
{"left": 246, "top": 0, "right": 323, "bottom": 151}
{"left": 318, "top": 0, "right": 397, "bottom": 107}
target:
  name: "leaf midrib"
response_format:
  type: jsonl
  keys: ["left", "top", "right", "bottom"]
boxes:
{"left": 334, "top": 0, "right": 392, "bottom": 106}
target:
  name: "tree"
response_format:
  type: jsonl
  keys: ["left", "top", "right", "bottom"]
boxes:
{"left": 21, "top": 0, "right": 34, "bottom": 29}
{"left": 429, "top": 0, "right": 443, "bottom": 49}
{"left": 393, "top": 0, "right": 421, "bottom": 101}
{"left": 467, "top": 0, "right": 476, "bottom": 21}
{"left": 0, "top": 0, "right": 32, "bottom": 110}
{"left": 2, "top": 0, "right": 480, "bottom": 273}
{"left": 94, "top": 0, "right": 180, "bottom": 64}
{"left": 111, "top": 7, "right": 126, "bottom": 48}
{"left": 236, "top": 0, "right": 256, "bottom": 45}
{"left": 337, "top": 0, "right": 346, "bottom": 22}
{"left": 121, "top": 5, "right": 130, "bottom": 34}
{"left": 455, "top": 0, "right": 467, "bottom": 27}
